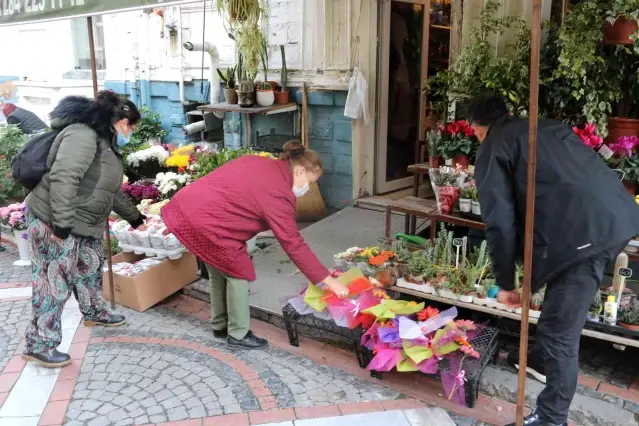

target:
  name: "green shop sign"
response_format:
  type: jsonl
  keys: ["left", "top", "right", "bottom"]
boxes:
{"left": 0, "top": 0, "right": 195, "bottom": 26}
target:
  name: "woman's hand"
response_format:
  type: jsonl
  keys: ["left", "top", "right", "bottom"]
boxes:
{"left": 497, "top": 289, "right": 522, "bottom": 308}
{"left": 323, "top": 276, "right": 349, "bottom": 299}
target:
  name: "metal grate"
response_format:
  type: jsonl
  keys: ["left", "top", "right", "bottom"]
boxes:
{"left": 253, "top": 128, "right": 292, "bottom": 153}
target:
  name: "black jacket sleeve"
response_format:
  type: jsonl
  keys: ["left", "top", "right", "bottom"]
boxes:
{"left": 475, "top": 138, "right": 518, "bottom": 291}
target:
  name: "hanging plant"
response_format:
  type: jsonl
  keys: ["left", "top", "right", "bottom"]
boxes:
{"left": 215, "top": 0, "right": 265, "bottom": 24}
{"left": 236, "top": 22, "right": 265, "bottom": 79}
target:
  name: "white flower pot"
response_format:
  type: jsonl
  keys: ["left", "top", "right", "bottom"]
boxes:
{"left": 13, "top": 230, "right": 31, "bottom": 267}
{"left": 485, "top": 298, "right": 498, "bottom": 308}
{"left": 471, "top": 200, "right": 481, "bottom": 216}
{"left": 459, "top": 294, "right": 474, "bottom": 303}
{"left": 473, "top": 297, "right": 487, "bottom": 306}
{"left": 256, "top": 90, "right": 275, "bottom": 107}
{"left": 530, "top": 310, "right": 541, "bottom": 319}
{"left": 459, "top": 198, "right": 471, "bottom": 213}
{"left": 438, "top": 289, "right": 458, "bottom": 300}
{"left": 396, "top": 278, "right": 434, "bottom": 294}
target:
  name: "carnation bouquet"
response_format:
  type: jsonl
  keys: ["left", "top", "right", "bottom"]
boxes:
{"left": 0, "top": 202, "right": 27, "bottom": 231}
{"left": 121, "top": 182, "right": 160, "bottom": 204}
{"left": 126, "top": 146, "right": 170, "bottom": 178}
{"left": 429, "top": 166, "right": 466, "bottom": 214}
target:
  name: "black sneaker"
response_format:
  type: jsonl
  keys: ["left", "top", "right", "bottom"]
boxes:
{"left": 507, "top": 350, "right": 547, "bottom": 384}
{"left": 505, "top": 411, "right": 567, "bottom": 426}
{"left": 227, "top": 330, "right": 268, "bottom": 349}
{"left": 84, "top": 314, "right": 126, "bottom": 327}
{"left": 22, "top": 349, "right": 71, "bottom": 368}
{"left": 213, "top": 328, "right": 228, "bottom": 338}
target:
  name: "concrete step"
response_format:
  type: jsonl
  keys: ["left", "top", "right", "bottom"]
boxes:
{"left": 263, "top": 408, "right": 458, "bottom": 426}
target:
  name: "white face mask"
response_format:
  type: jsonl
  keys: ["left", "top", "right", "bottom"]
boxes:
{"left": 293, "top": 183, "right": 310, "bottom": 198}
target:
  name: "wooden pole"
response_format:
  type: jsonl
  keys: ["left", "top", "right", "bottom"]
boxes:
{"left": 516, "top": 0, "right": 542, "bottom": 424}
{"left": 87, "top": 16, "right": 116, "bottom": 310}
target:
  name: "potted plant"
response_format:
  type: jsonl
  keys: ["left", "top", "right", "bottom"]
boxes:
{"left": 587, "top": 289, "right": 603, "bottom": 322}
{"left": 603, "top": 0, "right": 639, "bottom": 45}
{"left": 0, "top": 203, "right": 30, "bottom": 266}
{"left": 274, "top": 44, "right": 289, "bottom": 105}
{"left": 439, "top": 121, "right": 477, "bottom": 169}
{"left": 259, "top": 38, "right": 277, "bottom": 91}
{"left": 426, "top": 125, "right": 444, "bottom": 168}
{"left": 129, "top": 108, "right": 167, "bottom": 146}
{"left": 217, "top": 66, "right": 238, "bottom": 104}
{"left": 618, "top": 299, "right": 639, "bottom": 330}
{"left": 256, "top": 81, "right": 275, "bottom": 107}
{"left": 605, "top": 135, "right": 639, "bottom": 193}
{"left": 391, "top": 240, "right": 411, "bottom": 278}
{"left": 459, "top": 182, "right": 474, "bottom": 213}
{"left": 470, "top": 186, "right": 481, "bottom": 216}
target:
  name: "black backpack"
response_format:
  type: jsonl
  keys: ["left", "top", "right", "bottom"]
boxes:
{"left": 11, "top": 130, "right": 59, "bottom": 191}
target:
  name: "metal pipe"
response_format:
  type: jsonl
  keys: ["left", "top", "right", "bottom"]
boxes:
{"left": 88, "top": 15, "right": 116, "bottom": 310}
{"left": 516, "top": 0, "right": 542, "bottom": 424}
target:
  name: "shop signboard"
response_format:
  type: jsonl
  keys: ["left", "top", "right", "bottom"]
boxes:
{"left": 0, "top": 0, "right": 197, "bottom": 26}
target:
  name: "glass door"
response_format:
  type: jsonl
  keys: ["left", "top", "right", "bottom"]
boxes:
{"left": 376, "top": 0, "right": 430, "bottom": 194}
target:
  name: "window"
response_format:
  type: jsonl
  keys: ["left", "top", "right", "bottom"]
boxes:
{"left": 70, "top": 16, "right": 107, "bottom": 70}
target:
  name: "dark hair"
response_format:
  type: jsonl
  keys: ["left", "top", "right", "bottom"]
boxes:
{"left": 96, "top": 90, "right": 141, "bottom": 126}
{"left": 467, "top": 93, "right": 509, "bottom": 126}
{"left": 279, "top": 141, "right": 323, "bottom": 173}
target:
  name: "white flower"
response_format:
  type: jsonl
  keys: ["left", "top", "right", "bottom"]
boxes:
{"left": 154, "top": 171, "right": 192, "bottom": 195}
{"left": 126, "top": 146, "right": 170, "bottom": 167}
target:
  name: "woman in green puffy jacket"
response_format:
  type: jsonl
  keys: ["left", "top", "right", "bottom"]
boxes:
{"left": 23, "top": 91, "right": 146, "bottom": 368}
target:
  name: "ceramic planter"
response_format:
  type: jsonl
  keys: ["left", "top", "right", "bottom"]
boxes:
{"left": 237, "top": 91, "right": 254, "bottom": 108}
{"left": 530, "top": 310, "right": 541, "bottom": 319}
{"left": 438, "top": 289, "right": 458, "bottom": 300}
{"left": 429, "top": 156, "right": 442, "bottom": 169}
{"left": 396, "top": 278, "right": 434, "bottom": 294}
{"left": 473, "top": 297, "right": 487, "bottom": 306}
{"left": 471, "top": 200, "right": 481, "bottom": 216}
{"left": 459, "top": 294, "right": 473, "bottom": 303}
{"left": 452, "top": 154, "right": 470, "bottom": 169}
{"left": 459, "top": 198, "right": 471, "bottom": 213}
{"left": 484, "top": 298, "right": 498, "bottom": 308}
{"left": 606, "top": 117, "right": 639, "bottom": 143}
{"left": 223, "top": 88, "right": 238, "bottom": 104}
{"left": 603, "top": 17, "right": 639, "bottom": 45}
{"left": 13, "top": 230, "right": 31, "bottom": 267}
{"left": 274, "top": 90, "right": 289, "bottom": 105}
{"left": 256, "top": 90, "right": 275, "bottom": 107}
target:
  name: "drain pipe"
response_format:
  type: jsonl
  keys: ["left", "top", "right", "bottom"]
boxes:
{"left": 183, "top": 41, "right": 224, "bottom": 119}
{"left": 176, "top": 6, "right": 186, "bottom": 105}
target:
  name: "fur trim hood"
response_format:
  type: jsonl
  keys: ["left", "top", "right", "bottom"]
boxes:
{"left": 49, "top": 96, "right": 114, "bottom": 139}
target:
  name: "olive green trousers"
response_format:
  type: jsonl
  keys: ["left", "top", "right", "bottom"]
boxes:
{"left": 205, "top": 264, "right": 250, "bottom": 340}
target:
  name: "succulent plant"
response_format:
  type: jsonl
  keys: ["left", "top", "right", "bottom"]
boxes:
{"left": 619, "top": 299, "right": 639, "bottom": 325}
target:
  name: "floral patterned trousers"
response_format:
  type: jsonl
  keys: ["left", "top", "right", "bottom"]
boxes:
{"left": 25, "top": 214, "right": 112, "bottom": 353}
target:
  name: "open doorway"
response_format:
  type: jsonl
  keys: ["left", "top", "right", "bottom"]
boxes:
{"left": 376, "top": 0, "right": 453, "bottom": 194}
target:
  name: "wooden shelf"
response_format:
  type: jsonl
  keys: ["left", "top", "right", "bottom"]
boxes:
{"left": 430, "top": 24, "right": 452, "bottom": 30}
{"left": 198, "top": 102, "right": 297, "bottom": 115}
{"left": 407, "top": 163, "right": 430, "bottom": 175}
{"left": 391, "top": 285, "right": 639, "bottom": 348}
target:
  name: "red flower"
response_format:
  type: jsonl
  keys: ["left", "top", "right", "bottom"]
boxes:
{"left": 417, "top": 306, "right": 440, "bottom": 321}
{"left": 446, "top": 122, "right": 460, "bottom": 136}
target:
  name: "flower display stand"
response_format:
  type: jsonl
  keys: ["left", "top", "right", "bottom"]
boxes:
{"left": 360, "top": 325, "right": 499, "bottom": 408}
{"left": 282, "top": 303, "right": 367, "bottom": 368}
{"left": 13, "top": 230, "right": 31, "bottom": 267}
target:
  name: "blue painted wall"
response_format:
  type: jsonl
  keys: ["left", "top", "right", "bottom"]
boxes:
{"left": 0, "top": 76, "right": 19, "bottom": 104}
{"left": 105, "top": 79, "right": 353, "bottom": 209}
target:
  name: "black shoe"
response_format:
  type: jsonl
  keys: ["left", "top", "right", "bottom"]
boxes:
{"left": 0, "top": 246, "right": 6, "bottom": 252}
{"left": 505, "top": 411, "right": 567, "bottom": 426}
{"left": 227, "top": 330, "right": 268, "bottom": 349}
{"left": 84, "top": 314, "right": 126, "bottom": 327}
{"left": 22, "top": 349, "right": 71, "bottom": 368}
{"left": 507, "top": 350, "right": 547, "bottom": 384}
{"left": 213, "top": 328, "right": 228, "bottom": 338}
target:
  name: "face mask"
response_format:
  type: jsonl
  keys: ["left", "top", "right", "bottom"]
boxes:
{"left": 117, "top": 133, "right": 131, "bottom": 146}
{"left": 293, "top": 183, "right": 310, "bottom": 198}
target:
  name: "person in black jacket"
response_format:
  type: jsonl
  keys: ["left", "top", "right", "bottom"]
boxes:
{"left": 469, "top": 94, "right": 639, "bottom": 426}
{"left": 2, "top": 103, "right": 48, "bottom": 134}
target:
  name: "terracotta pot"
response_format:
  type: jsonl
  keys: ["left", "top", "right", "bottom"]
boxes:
{"left": 603, "top": 17, "right": 639, "bottom": 45}
{"left": 623, "top": 180, "right": 637, "bottom": 196}
{"left": 619, "top": 322, "right": 639, "bottom": 331}
{"left": 268, "top": 81, "right": 278, "bottom": 91}
{"left": 274, "top": 90, "right": 289, "bottom": 105}
{"left": 452, "top": 154, "right": 470, "bottom": 169}
{"left": 606, "top": 117, "right": 639, "bottom": 142}
{"left": 223, "top": 88, "right": 238, "bottom": 105}
{"left": 429, "top": 156, "right": 442, "bottom": 168}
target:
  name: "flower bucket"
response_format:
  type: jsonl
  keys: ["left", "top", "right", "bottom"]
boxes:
{"left": 603, "top": 17, "right": 639, "bottom": 45}
{"left": 606, "top": 117, "right": 639, "bottom": 143}
{"left": 459, "top": 198, "right": 471, "bottom": 213}
{"left": 13, "top": 230, "right": 31, "bottom": 267}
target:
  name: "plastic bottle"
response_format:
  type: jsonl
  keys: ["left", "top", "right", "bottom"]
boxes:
{"left": 603, "top": 295, "right": 618, "bottom": 326}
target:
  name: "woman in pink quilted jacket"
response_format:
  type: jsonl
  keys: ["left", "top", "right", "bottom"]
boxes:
{"left": 162, "top": 142, "right": 348, "bottom": 349}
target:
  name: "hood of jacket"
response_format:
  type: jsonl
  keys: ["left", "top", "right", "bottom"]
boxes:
{"left": 49, "top": 96, "right": 114, "bottom": 140}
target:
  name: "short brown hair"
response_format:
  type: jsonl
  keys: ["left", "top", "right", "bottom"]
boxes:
{"left": 279, "top": 141, "right": 323, "bottom": 173}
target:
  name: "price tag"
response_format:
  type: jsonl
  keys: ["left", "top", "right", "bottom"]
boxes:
{"left": 598, "top": 144, "right": 614, "bottom": 161}
{"left": 618, "top": 267, "right": 633, "bottom": 278}
{"left": 452, "top": 238, "right": 464, "bottom": 247}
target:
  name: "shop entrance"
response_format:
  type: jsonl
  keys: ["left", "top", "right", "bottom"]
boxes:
{"left": 375, "top": 0, "right": 453, "bottom": 194}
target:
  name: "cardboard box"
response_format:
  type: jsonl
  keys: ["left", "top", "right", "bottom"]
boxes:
{"left": 103, "top": 252, "right": 198, "bottom": 312}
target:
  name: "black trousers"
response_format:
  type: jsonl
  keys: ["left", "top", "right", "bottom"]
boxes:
{"left": 534, "top": 243, "right": 625, "bottom": 424}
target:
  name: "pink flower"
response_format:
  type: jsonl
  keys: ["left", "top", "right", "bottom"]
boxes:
{"left": 460, "top": 345, "right": 480, "bottom": 359}
{"left": 573, "top": 124, "right": 603, "bottom": 150}
{"left": 455, "top": 319, "right": 476, "bottom": 331}
{"left": 0, "top": 207, "right": 9, "bottom": 219}
{"left": 608, "top": 136, "right": 639, "bottom": 159}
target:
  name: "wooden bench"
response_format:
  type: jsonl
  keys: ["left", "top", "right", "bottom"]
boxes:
{"left": 385, "top": 197, "right": 438, "bottom": 238}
